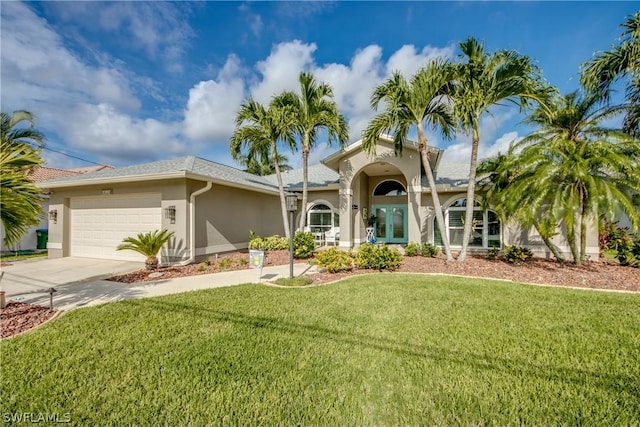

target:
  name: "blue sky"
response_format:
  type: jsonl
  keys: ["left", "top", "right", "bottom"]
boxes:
{"left": 1, "top": 1, "right": 637, "bottom": 170}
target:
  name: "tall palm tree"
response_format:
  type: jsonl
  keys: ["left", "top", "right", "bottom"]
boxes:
{"left": 1, "top": 110, "right": 45, "bottom": 147}
{"left": 452, "top": 37, "right": 552, "bottom": 261}
{"left": 0, "top": 110, "right": 46, "bottom": 246}
{"left": 363, "top": 61, "right": 457, "bottom": 261}
{"left": 481, "top": 91, "right": 640, "bottom": 265}
{"left": 274, "top": 72, "right": 349, "bottom": 230}
{"left": 230, "top": 99, "right": 297, "bottom": 238}
{"left": 581, "top": 12, "right": 640, "bottom": 138}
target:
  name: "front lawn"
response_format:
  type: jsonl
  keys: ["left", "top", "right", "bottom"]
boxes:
{"left": 1, "top": 275, "right": 639, "bottom": 425}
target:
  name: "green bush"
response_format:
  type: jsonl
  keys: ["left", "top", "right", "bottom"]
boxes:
{"left": 248, "top": 234, "right": 289, "bottom": 251}
{"left": 503, "top": 245, "right": 533, "bottom": 264}
{"left": 420, "top": 243, "right": 440, "bottom": 257}
{"left": 404, "top": 242, "right": 421, "bottom": 257}
{"left": 293, "top": 231, "right": 315, "bottom": 259}
{"left": 356, "top": 243, "right": 402, "bottom": 271}
{"left": 486, "top": 248, "right": 500, "bottom": 260}
{"left": 218, "top": 258, "right": 233, "bottom": 270}
{"left": 616, "top": 234, "right": 640, "bottom": 267}
{"left": 315, "top": 247, "right": 355, "bottom": 273}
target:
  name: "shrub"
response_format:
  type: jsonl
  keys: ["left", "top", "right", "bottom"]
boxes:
{"left": 486, "top": 248, "right": 500, "bottom": 260}
{"left": 404, "top": 242, "right": 421, "bottom": 257}
{"left": 197, "top": 264, "right": 206, "bottom": 272}
{"left": 315, "top": 247, "right": 355, "bottom": 273}
{"left": 248, "top": 234, "right": 288, "bottom": 251}
{"left": 293, "top": 231, "right": 315, "bottom": 259}
{"left": 203, "top": 258, "right": 212, "bottom": 266}
{"left": 616, "top": 234, "right": 640, "bottom": 267}
{"left": 218, "top": 258, "right": 233, "bottom": 270}
{"left": 356, "top": 243, "right": 402, "bottom": 271}
{"left": 420, "top": 243, "right": 440, "bottom": 257}
{"left": 503, "top": 245, "right": 533, "bottom": 263}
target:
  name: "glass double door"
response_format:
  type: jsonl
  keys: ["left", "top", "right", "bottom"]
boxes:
{"left": 372, "top": 205, "right": 408, "bottom": 244}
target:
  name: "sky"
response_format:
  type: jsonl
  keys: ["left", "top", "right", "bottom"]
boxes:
{"left": 1, "top": 1, "right": 637, "bottom": 171}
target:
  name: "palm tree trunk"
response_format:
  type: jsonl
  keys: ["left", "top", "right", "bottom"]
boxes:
{"left": 273, "top": 156, "right": 290, "bottom": 239}
{"left": 580, "top": 203, "right": 588, "bottom": 263}
{"left": 566, "top": 215, "right": 581, "bottom": 265}
{"left": 298, "top": 134, "right": 310, "bottom": 231}
{"left": 458, "top": 126, "right": 480, "bottom": 262}
{"left": 533, "top": 222, "right": 565, "bottom": 262}
{"left": 417, "top": 128, "right": 454, "bottom": 262}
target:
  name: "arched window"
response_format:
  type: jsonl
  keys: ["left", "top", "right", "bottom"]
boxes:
{"left": 434, "top": 198, "right": 501, "bottom": 248}
{"left": 306, "top": 203, "right": 339, "bottom": 233}
{"left": 373, "top": 180, "right": 407, "bottom": 196}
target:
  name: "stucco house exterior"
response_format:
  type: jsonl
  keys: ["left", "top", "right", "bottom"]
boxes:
{"left": 40, "top": 135, "right": 599, "bottom": 263}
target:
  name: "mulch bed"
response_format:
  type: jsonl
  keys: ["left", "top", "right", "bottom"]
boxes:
{"left": 1, "top": 302, "right": 58, "bottom": 339}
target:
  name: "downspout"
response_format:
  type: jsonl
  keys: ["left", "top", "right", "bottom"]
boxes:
{"left": 173, "top": 181, "right": 212, "bottom": 266}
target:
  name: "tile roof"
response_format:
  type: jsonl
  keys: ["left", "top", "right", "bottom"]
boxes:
{"left": 29, "top": 166, "right": 81, "bottom": 182}
{"left": 263, "top": 163, "right": 339, "bottom": 189}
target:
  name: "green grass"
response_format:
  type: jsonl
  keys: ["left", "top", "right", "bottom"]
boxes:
{"left": 0, "top": 250, "right": 47, "bottom": 261}
{"left": 273, "top": 276, "right": 314, "bottom": 286}
{"left": 2, "top": 275, "right": 639, "bottom": 425}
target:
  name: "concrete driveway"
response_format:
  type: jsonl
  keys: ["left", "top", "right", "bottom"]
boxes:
{"left": 1, "top": 257, "right": 142, "bottom": 298}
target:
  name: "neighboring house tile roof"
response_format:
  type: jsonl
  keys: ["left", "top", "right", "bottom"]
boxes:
{"left": 29, "top": 166, "right": 81, "bottom": 182}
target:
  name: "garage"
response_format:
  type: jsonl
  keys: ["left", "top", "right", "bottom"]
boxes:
{"left": 70, "top": 194, "right": 162, "bottom": 261}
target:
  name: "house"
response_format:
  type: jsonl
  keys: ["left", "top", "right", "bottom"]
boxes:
{"left": 40, "top": 135, "right": 599, "bottom": 263}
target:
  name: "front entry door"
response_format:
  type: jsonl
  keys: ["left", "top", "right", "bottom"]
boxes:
{"left": 372, "top": 205, "right": 408, "bottom": 244}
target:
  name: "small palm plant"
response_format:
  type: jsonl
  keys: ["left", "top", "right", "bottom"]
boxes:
{"left": 117, "top": 229, "right": 175, "bottom": 270}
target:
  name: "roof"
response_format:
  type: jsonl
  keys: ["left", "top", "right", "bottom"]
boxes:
{"left": 263, "top": 163, "right": 339, "bottom": 190}
{"left": 67, "top": 165, "right": 114, "bottom": 173}
{"left": 40, "top": 156, "right": 282, "bottom": 195}
{"left": 29, "top": 166, "right": 81, "bottom": 182}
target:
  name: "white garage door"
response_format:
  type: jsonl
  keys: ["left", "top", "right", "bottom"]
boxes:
{"left": 70, "top": 194, "right": 162, "bottom": 261}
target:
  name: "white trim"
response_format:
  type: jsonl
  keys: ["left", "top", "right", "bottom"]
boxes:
{"left": 195, "top": 242, "right": 248, "bottom": 256}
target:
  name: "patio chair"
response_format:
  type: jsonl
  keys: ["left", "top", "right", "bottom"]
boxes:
{"left": 324, "top": 227, "right": 340, "bottom": 246}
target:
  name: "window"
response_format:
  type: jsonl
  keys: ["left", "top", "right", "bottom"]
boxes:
{"left": 373, "top": 180, "right": 407, "bottom": 196}
{"left": 434, "top": 198, "right": 501, "bottom": 248}
{"left": 306, "top": 203, "right": 339, "bottom": 233}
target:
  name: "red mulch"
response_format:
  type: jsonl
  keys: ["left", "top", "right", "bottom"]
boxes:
{"left": 1, "top": 302, "right": 58, "bottom": 339}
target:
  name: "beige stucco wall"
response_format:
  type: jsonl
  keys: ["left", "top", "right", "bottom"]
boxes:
{"left": 193, "top": 181, "right": 283, "bottom": 259}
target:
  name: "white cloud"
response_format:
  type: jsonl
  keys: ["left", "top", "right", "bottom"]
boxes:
{"left": 386, "top": 44, "right": 455, "bottom": 77}
{"left": 63, "top": 104, "right": 186, "bottom": 162}
{"left": 183, "top": 55, "right": 246, "bottom": 141}
{"left": 441, "top": 131, "right": 522, "bottom": 164}
{"left": 0, "top": 2, "right": 140, "bottom": 113}
{"left": 251, "top": 40, "right": 318, "bottom": 104}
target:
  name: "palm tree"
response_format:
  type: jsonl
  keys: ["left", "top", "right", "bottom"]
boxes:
{"left": 581, "top": 12, "right": 640, "bottom": 138}
{"left": 452, "top": 37, "right": 552, "bottom": 261}
{"left": 238, "top": 151, "right": 292, "bottom": 176}
{"left": 481, "top": 91, "right": 640, "bottom": 265}
{"left": 1, "top": 110, "right": 45, "bottom": 147}
{"left": 117, "top": 229, "right": 175, "bottom": 270}
{"left": 0, "top": 141, "right": 45, "bottom": 246}
{"left": 0, "top": 110, "right": 46, "bottom": 246}
{"left": 274, "top": 72, "right": 349, "bottom": 230}
{"left": 362, "top": 61, "right": 457, "bottom": 261}
{"left": 230, "top": 99, "right": 297, "bottom": 238}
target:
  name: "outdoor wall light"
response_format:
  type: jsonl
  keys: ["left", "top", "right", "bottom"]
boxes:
{"left": 285, "top": 193, "right": 298, "bottom": 212}
{"left": 164, "top": 205, "right": 176, "bottom": 224}
{"left": 49, "top": 209, "right": 58, "bottom": 224}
